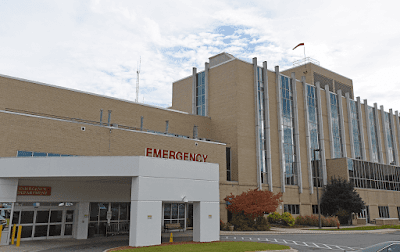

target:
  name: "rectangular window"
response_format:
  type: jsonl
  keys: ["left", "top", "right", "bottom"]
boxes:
{"left": 281, "top": 75, "right": 297, "bottom": 185}
{"left": 307, "top": 85, "right": 322, "bottom": 187}
{"left": 350, "top": 100, "right": 363, "bottom": 159}
{"left": 384, "top": 112, "right": 395, "bottom": 165}
{"left": 226, "top": 147, "right": 231, "bottom": 181}
{"left": 196, "top": 72, "right": 206, "bottom": 116}
{"left": 17, "top": 151, "right": 33, "bottom": 157}
{"left": 284, "top": 204, "right": 300, "bottom": 214}
{"left": 257, "top": 67, "right": 268, "bottom": 184}
{"left": 368, "top": 106, "right": 380, "bottom": 163}
{"left": 330, "top": 93, "right": 343, "bottom": 158}
{"left": 17, "top": 151, "right": 74, "bottom": 157}
{"left": 312, "top": 205, "right": 319, "bottom": 214}
{"left": 348, "top": 158, "right": 400, "bottom": 191}
{"left": 378, "top": 206, "right": 390, "bottom": 218}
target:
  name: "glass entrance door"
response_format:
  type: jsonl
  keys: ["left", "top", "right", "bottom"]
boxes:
{"left": 358, "top": 206, "right": 370, "bottom": 223}
{"left": 12, "top": 202, "right": 75, "bottom": 241}
{"left": 88, "top": 202, "right": 130, "bottom": 237}
{"left": 163, "top": 203, "right": 186, "bottom": 231}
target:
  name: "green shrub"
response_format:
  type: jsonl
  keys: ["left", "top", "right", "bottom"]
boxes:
{"left": 229, "top": 213, "right": 270, "bottom": 231}
{"left": 281, "top": 212, "right": 295, "bottom": 227}
{"left": 267, "top": 212, "right": 281, "bottom": 224}
{"left": 295, "top": 215, "right": 339, "bottom": 227}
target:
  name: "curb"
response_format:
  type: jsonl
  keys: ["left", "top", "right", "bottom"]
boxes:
{"left": 220, "top": 228, "right": 400, "bottom": 235}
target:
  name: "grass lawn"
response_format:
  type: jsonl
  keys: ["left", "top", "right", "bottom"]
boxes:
{"left": 112, "top": 241, "right": 290, "bottom": 251}
{"left": 312, "top": 225, "right": 400, "bottom": 231}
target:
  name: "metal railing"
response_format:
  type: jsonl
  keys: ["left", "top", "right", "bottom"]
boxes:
{"left": 293, "top": 57, "right": 320, "bottom": 66}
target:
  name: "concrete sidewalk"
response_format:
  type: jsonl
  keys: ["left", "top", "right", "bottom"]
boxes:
{"left": 0, "top": 236, "right": 129, "bottom": 252}
{"left": 0, "top": 231, "right": 193, "bottom": 252}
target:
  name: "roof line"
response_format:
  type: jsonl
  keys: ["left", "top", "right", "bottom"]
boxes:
{"left": 0, "top": 73, "right": 187, "bottom": 115}
{"left": 281, "top": 63, "right": 352, "bottom": 81}
{"left": 0, "top": 110, "right": 225, "bottom": 145}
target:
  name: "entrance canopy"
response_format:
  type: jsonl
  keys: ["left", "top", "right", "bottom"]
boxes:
{"left": 0, "top": 156, "right": 220, "bottom": 247}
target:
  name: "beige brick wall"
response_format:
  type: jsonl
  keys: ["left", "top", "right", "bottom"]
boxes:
{"left": 0, "top": 76, "right": 213, "bottom": 141}
{"left": 281, "top": 63, "right": 354, "bottom": 98}
{"left": 326, "top": 158, "right": 349, "bottom": 181}
{"left": 0, "top": 112, "right": 225, "bottom": 165}
{"left": 6, "top": 54, "right": 400, "bottom": 223}
{"left": 171, "top": 76, "right": 192, "bottom": 113}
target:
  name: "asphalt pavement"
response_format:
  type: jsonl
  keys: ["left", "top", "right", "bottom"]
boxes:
{"left": 1, "top": 228, "right": 399, "bottom": 251}
{"left": 221, "top": 229, "right": 400, "bottom": 252}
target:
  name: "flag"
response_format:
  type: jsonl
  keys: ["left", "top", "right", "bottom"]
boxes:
{"left": 293, "top": 43, "right": 304, "bottom": 50}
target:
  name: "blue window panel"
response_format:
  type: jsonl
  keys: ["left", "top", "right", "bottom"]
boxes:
{"left": 197, "top": 107, "right": 201, "bottom": 115}
{"left": 17, "top": 151, "right": 32, "bottom": 157}
{"left": 48, "top": 153, "right": 61, "bottom": 157}
{"left": 33, "top": 152, "right": 47, "bottom": 157}
{"left": 201, "top": 105, "right": 205, "bottom": 116}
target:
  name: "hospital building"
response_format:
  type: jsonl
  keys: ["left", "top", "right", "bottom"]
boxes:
{"left": 0, "top": 52, "right": 399, "bottom": 247}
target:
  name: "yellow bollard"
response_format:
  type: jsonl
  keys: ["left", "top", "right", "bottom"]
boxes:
{"left": 16, "top": 225, "right": 22, "bottom": 247}
{"left": 0, "top": 224, "right": 3, "bottom": 241}
{"left": 169, "top": 232, "right": 173, "bottom": 243}
{"left": 11, "top": 224, "right": 16, "bottom": 245}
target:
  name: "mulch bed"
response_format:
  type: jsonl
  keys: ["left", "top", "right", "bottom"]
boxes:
{"left": 107, "top": 241, "right": 228, "bottom": 251}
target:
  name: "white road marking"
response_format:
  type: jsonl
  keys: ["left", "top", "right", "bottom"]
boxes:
{"left": 312, "top": 242, "right": 322, "bottom": 248}
{"left": 223, "top": 236, "right": 361, "bottom": 250}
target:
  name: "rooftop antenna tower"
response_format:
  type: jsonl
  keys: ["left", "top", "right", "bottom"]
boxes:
{"left": 135, "top": 57, "right": 141, "bottom": 103}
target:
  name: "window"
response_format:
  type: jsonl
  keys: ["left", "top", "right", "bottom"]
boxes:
{"left": 281, "top": 75, "right": 297, "bottom": 185}
{"left": 397, "top": 207, "right": 400, "bottom": 220}
{"left": 384, "top": 112, "right": 395, "bottom": 164}
{"left": 226, "top": 147, "right": 231, "bottom": 181}
{"left": 256, "top": 67, "right": 268, "bottom": 184}
{"left": 368, "top": 106, "right": 380, "bottom": 163}
{"left": 330, "top": 93, "right": 343, "bottom": 158}
{"left": 348, "top": 159, "right": 400, "bottom": 191}
{"left": 350, "top": 100, "right": 363, "bottom": 159}
{"left": 312, "top": 205, "right": 319, "bottom": 214}
{"left": 378, "top": 206, "right": 390, "bottom": 218}
{"left": 196, "top": 72, "right": 205, "bottom": 116}
{"left": 17, "top": 151, "right": 75, "bottom": 157}
{"left": 284, "top": 204, "right": 299, "bottom": 214}
{"left": 307, "top": 85, "right": 322, "bottom": 187}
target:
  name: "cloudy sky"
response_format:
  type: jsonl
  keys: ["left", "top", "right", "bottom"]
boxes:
{"left": 1, "top": 0, "right": 399, "bottom": 110}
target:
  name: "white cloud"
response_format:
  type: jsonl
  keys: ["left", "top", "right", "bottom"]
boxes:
{"left": 0, "top": 0, "right": 399, "bottom": 111}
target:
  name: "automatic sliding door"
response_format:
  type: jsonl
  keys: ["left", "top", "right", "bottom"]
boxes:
{"left": 163, "top": 203, "right": 185, "bottom": 230}
{"left": 34, "top": 210, "right": 49, "bottom": 238}
{"left": 88, "top": 202, "right": 130, "bottom": 237}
